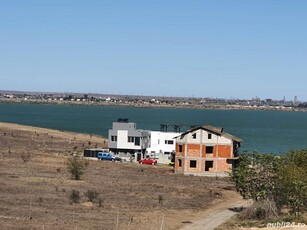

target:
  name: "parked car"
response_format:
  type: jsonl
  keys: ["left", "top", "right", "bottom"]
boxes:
{"left": 97, "top": 152, "right": 122, "bottom": 162}
{"left": 138, "top": 158, "right": 157, "bottom": 165}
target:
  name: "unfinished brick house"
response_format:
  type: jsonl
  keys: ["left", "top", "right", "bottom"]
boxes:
{"left": 174, "top": 125, "right": 241, "bottom": 176}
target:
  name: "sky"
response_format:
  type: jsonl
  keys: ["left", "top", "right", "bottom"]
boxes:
{"left": 1, "top": 1, "right": 307, "bottom": 101}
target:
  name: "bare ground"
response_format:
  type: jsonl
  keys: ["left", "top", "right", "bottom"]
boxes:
{"left": 0, "top": 122, "right": 242, "bottom": 230}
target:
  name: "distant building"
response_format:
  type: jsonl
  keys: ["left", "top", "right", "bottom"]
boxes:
{"left": 146, "top": 131, "right": 181, "bottom": 164}
{"left": 108, "top": 119, "right": 181, "bottom": 163}
{"left": 108, "top": 119, "right": 150, "bottom": 162}
{"left": 174, "top": 125, "right": 241, "bottom": 177}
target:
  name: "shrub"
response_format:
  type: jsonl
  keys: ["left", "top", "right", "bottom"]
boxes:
{"left": 277, "top": 149, "right": 307, "bottom": 215}
{"left": 84, "top": 189, "right": 99, "bottom": 203}
{"left": 69, "top": 189, "right": 80, "bottom": 203}
{"left": 230, "top": 152, "right": 279, "bottom": 202}
{"left": 230, "top": 152, "right": 279, "bottom": 219}
{"left": 65, "top": 156, "right": 87, "bottom": 180}
{"left": 231, "top": 149, "right": 307, "bottom": 220}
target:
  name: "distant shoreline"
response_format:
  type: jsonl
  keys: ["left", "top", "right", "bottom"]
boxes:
{"left": 0, "top": 121, "right": 107, "bottom": 141}
{"left": 1, "top": 98, "right": 307, "bottom": 112}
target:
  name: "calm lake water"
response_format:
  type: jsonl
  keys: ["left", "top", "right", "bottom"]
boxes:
{"left": 1, "top": 103, "right": 307, "bottom": 154}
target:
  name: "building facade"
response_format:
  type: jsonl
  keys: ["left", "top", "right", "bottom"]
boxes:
{"left": 108, "top": 119, "right": 181, "bottom": 163}
{"left": 108, "top": 119, "right": 150, "bottom": 162}
{"left": 145, "top": 131, "right": 180, "bottom": 164}
{"left": 174, "top": 125, "right": 241, "bottom": 176}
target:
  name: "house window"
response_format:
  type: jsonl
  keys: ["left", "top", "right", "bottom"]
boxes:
{"left": 205, "top": 161, "right": 213, "bottom": 171}
{"left": 190, "top": 160, "right": 197, "bottom": 168}
{"left": 178, "top": 145, "right": 183, "bottom": 152}
{"left": 164, "top": 152, "right": 171, "bottom": 155}
{"left": 206, "top": 146, "right": 213, "bottom": 153}
{"left": 165, "top": 140, "right": 174, "bottom": 145}
{"left": 134, "top": 137, "right": 140, "bottom": 146}
{"left": 178, "top": 159, "right": 182, "bottom": 167}
{"left": 192, "top": 133, "right": 197, "bottom": 139}
{"left": 208, "top": 133, "right": 212, "bottom": 139}
{"left": 128, "top": 136, "right": 135, "bottom": 143}
{"left": 111, "top": 136, "right": 117, "bottom": 142}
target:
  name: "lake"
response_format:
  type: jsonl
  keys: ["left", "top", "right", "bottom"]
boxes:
{"left": 1, "top": 103, "right": 307, "bottom": 154}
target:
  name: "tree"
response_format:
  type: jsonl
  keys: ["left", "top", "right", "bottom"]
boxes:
{"left": 65, "top": 156, "right": 88, "bottom": 180}
{"left": 230, "top": 151, "right": 279, "bottom": 219}
{"left": 231, "top": 151, "right": 279, "bottom": 201}
{"left": 231, "top": 149, "right": 307, "bottom": 220}
{"left": 277, "top": 149, "right": 307, "bottom": 215}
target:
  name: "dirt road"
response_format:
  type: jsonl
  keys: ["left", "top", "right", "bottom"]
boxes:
{"left": 181, "top": 195, "right": 251, "bottom": 230}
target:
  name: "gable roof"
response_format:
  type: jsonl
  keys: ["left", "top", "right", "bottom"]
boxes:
{"left": 177, "top": 125, "right": 242, "bottom": 143}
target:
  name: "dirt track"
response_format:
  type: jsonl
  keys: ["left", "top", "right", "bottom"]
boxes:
{"left": 181, "top": 196, "right": 251, "bottom": 230}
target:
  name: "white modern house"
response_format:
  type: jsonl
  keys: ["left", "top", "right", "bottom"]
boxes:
{"left": 108, "top": 119, "right": 181, "bottom": 164}
{"left": 108, "top": 119, "right": 150, "bottom": 162}
{"left": 146, "top": 131, "right": 180, "bottom": 164}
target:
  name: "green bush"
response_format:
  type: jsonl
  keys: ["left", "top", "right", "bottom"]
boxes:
{"left": 277, "top": 149, "right": 307, "bottom": 215}
{"left": 65, "top": 156, "right": 88, "bottom": 180}
{"left": 231, "top": 149, "right": 307, "bottom": 219}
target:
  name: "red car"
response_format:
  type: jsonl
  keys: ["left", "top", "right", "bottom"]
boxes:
{"left": 138, "top": 158, "right": 157, "bottom": 165}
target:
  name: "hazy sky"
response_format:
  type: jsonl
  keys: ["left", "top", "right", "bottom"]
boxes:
{"left": 1, "top": 1, "right": 306, "bottom": 101}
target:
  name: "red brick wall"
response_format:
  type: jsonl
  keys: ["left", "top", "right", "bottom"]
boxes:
{"left": 201, "top": 145, "right": 206, "bottom": 157}
{"left": 175, "top": 158, "right": 185, "bottom": 172}
{"left": 187, "top": 144, "right": 201, "bottom": 157}
{"left": 176, "top": 144, "right": 185, "bottom": 156}
{"left": 175, "top": 142, "right": 234, "bottom": 174}
{"left": 217, "top": 145, "right": 231, "bottom": 158}
{"left": 188, "top": 159, "right": 200, "bottom": 172}
{"left": 201, "top": 145, "right": 216, "bottom": 157}
{"left": 209, "top": 159, "right": 231, "bottom": 172}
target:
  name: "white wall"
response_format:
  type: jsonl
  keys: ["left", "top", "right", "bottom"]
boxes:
{"left": 117, "top": 130, "right": 142, "bottom": 150}
{"left": 147, "top": 131, "right": 179, "bottom": 154}
{"left": 176, "top": 129, "right": 232, "bottom": 145}
{"left": 117, "top": 130, "right": 129, "bottom": 149}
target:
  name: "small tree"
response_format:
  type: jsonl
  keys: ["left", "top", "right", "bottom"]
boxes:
{"left": 65, "top": 156, "right": 88, "bottom": 180}
{"left": 231, "top": 152, "right": 279, "bottom": 201}
{"left": 231, "top": 150, "right": 307, "bottom": 220}
{"left": 230, "top": 151, "right": 279, "bottom": 219}
{"left": 277, "top": 150, "right": 307, "bottom": 215}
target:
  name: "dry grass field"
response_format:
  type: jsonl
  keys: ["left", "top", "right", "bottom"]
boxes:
{"left": 0, "top": 122, "right": 239, "bottom": 230}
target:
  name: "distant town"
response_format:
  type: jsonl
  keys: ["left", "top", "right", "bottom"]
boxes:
{"left": 1, "top": 90, "right": 307, "bottom": 112}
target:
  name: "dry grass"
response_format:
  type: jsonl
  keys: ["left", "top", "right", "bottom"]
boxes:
{"left": 0, "top": 122, "right": 237, "bottom": 229}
